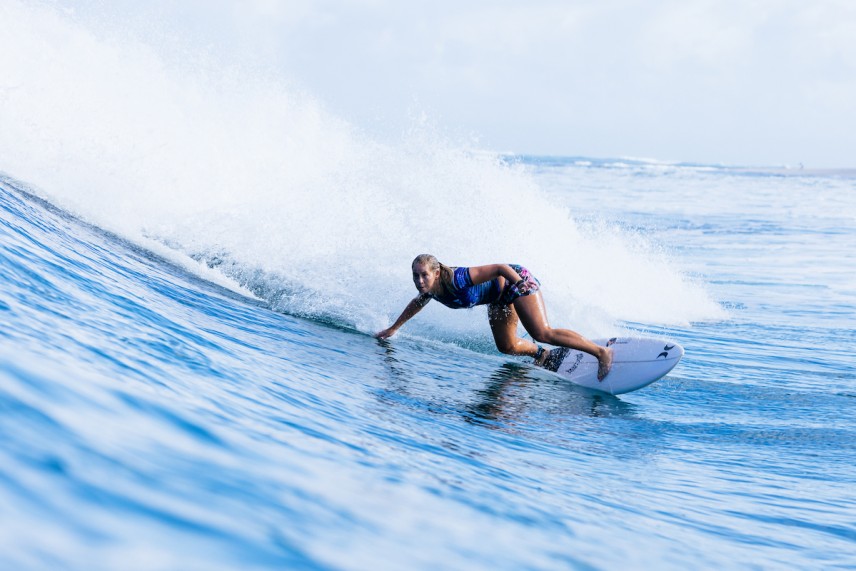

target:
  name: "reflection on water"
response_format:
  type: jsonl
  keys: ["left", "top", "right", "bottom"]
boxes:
{"left": 374, "top": 340, "right": 638, "bottom": 429}
{"left": 468, "top": 363, "right": 639, "bottom": 426}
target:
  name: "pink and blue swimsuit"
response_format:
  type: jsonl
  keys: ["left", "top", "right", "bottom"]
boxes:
{"left": 430, "top": 264, "right": 540, "bottom": 309}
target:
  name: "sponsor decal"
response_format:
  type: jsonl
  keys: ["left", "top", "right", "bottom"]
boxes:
{"left": 657, "top": 344, "right": 674, "bottom": 359}
{"left": 563, "top": 352, "right": 584, "bottom": 375}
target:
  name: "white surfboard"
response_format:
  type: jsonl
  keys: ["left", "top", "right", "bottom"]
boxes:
{"left": 538, "top": 337, "right": 683, "bottom": 395}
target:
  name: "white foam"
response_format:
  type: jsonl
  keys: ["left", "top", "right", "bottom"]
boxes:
{"left": 0, "top": 1, "right": 724, "bottom": 345}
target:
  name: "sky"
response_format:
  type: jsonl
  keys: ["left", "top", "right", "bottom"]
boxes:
{"left": 55, "top": 0, "right": 856, "bottom": 167}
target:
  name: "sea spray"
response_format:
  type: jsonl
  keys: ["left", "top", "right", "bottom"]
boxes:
{"left": 0, "top": 1, "right": 723, "bottom": 349}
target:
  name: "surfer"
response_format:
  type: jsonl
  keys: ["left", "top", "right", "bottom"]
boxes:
{"left": 376, "top": 254, "right": 613, "bottom": 380}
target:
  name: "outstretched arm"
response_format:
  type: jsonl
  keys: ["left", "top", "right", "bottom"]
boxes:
{"left": 467, "top": 264, "right": 522, "bottom": 286}
{"left": 376, "top": 294, "right": 431, "bottom": 339}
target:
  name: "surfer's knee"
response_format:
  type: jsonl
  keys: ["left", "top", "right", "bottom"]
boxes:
{"left": 494, "top": 339, "right": 518, "bottom": 354}
{"left": 529, "top": 328, "right": 554, "bottom": 345}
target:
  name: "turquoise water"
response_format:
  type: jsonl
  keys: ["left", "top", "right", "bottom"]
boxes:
{"left": 2, "top": 159, "right": 854, "bottom": 569}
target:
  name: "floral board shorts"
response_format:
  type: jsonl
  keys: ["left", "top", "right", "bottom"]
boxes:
{"left": 495, "top": 264, "right": 541, "bottom": 306}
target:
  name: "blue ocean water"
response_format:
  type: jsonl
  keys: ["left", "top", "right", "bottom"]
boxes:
{"left": 2, "top": 158, "right": 855, "bottom": 570}
{"left": 2, "top": 3, "right": 856, "bottom": 569}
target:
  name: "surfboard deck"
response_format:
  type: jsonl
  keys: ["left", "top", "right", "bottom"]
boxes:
{"left": 537, "top": 337, "right": 683, "bottom": 395}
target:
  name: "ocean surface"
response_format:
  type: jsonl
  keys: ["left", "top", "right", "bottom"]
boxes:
{"left": 3, "top": 158, "right": 855, "bottom": 570}
{"left": 2, "top": 3, "right": 856, "bottom": 570}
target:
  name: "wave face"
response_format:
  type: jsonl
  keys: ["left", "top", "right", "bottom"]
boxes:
{"left": 4, "top": 168, "right": 856, "bottom": 570}
{"left": 2, "top": 168, "right": 855, "bottom": 569}
{"left": 0, "top": 1, "right": 721, "bottom": 349}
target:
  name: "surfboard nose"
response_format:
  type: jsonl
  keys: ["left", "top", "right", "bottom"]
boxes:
{"left": 657, "top": 342, "right": 684, "bottom": 360}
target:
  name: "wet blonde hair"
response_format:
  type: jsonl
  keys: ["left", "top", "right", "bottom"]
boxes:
{"left": 412, "top": 254, "right": 454, "bottom": 294}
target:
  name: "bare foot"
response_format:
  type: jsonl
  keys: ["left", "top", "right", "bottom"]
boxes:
{"left": 597, "top": 347, "right": 613, "bottom": 381}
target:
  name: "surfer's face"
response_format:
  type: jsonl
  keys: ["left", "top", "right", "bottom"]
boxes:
{"left": 412, "top": 262, "right": 440, "bottom": 294}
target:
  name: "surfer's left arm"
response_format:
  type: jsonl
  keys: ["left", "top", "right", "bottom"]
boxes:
{"left": 467, "top": 264, "right": 522, "bottom": 287}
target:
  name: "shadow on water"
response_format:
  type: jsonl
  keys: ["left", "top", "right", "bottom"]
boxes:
{"left": 374, "top": 340, "right": 638, "bottom": 429}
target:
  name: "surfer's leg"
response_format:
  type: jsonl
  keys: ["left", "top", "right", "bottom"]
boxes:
{"left": 487, "top": 303, "right": 540, "bottom": 357}
{"left": 513, "top": 292, "right": 613, "bottom": 379}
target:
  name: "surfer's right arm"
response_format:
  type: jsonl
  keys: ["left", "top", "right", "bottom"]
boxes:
{"left": 376, "top": 294, "right": 432, "bottom": 339}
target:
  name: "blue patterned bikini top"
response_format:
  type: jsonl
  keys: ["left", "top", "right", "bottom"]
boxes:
{"left": 431, "top": 267, "right": 502, "bottom": 309}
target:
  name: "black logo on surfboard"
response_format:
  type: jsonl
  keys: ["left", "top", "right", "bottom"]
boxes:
{"left": 657, "top": 344, "right": 674, "bottom": 359}
{"left": 563, "top": 353, "right": 584, "bottom": 375}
